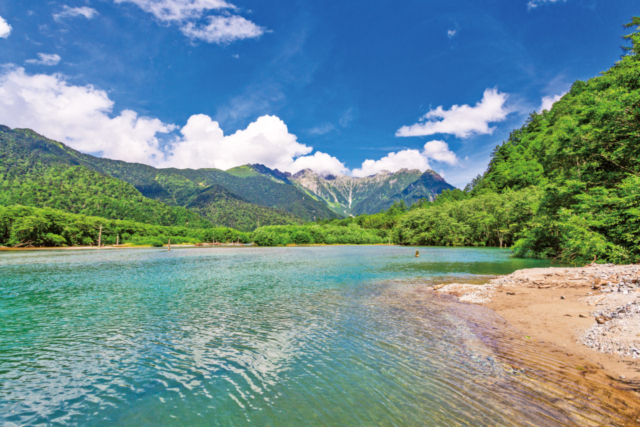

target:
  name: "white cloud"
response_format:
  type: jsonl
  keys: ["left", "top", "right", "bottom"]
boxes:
{"left": 351, "top": 140, "right": 459, "bottom": 177}
{"left": 0, "top": 68, "right": 460, "bottom": 179}
{"left": 167, "top": 115, "right": 348, "bottom": 175}
{"left": 0, "top": 15, "right": 12, "bottom": 38}
{"left": 116, "top": 0, "right": 265, "bottom": 44}
{"left": 0, "top": 67, "right": 171, "bottom": 164}
{"left": 539, "top": 92, "right": 566, "bottom": 111}
{"left": 308, "top": 123, "right": 335, "bottom": 135}
{"left": 339, "top": 108, "right": 355, "bottom": 128}
{"left": 25, "top": 53, "right": 62, "bottom": 66}
{"left": 115, "top": 0, "right": 233, "bottom": 21}
{"left": 167, "top": 114, "right": 309, "bottom": 170}
{"left": 396, "top": 88, "right": 510, "bottom": 138}
{"left": 53, "top": 6, "right": 99, "bottom": 21}
{"left": 447, "top": 29, "right": 457, "bottom": 39}
{"left": 290, "top": 152, "right": 348, "bottom": 176}
{"left": 180, "top": 15, "right": 264, "bottom": 43}
{"left": 0, "top": 67, "right": 343, "bottom": 173}
{"left": 422, "top": 140, "right": 459, "bottom": 165}
{"left": 527, "top": 0, "right": 566, "bottom": 10}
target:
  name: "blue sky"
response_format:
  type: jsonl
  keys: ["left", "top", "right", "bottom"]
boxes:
{"left": 0, "top": 0, "right": 636, "bottom": 187}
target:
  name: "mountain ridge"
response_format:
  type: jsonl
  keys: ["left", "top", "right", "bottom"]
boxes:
{"left": 289, "top": 168, "right": 454, "bottom": 215}
{"left": 0, "top": 127, "right": 339, "bottom": 229}
{"left": 0, "top": 125, "right": 456, "bottom": 225}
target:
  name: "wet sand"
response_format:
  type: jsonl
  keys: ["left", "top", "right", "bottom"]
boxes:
{"left": 384, "top": 282, "right": 640, "bottom": 426}
{"left": 435, "top": 264, "right": 640, "bottom": 403}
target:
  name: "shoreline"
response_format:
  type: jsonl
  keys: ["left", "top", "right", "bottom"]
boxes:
{"left": 0, "top": 242, "right": 400, "bottom": 252}
{"left": 434, "top": 264, "right": 640, "bottom": 394}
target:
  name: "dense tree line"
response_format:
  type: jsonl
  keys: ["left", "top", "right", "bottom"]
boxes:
{"left": 252, "top": 224, "right": 386, "bottom": 246}
{"left": 0, "top": 205, "right": 249, "bottom": 248}
{"left": 308, "top": 19, "right": 640, "bottom": 264}
{"left": 0, "top": 164, "right": 210, "bottom": 228}
{"left": 470, "top": 18, "right": 640, "bottom": 263}
{"left": 0, "top": 127, "right": 338, "bottom": 232}
{"left": 1, "top": 19, "right": 638, "bottom": 263}
{"left": 0, "top": 205, "right": 369, "bottom": 248}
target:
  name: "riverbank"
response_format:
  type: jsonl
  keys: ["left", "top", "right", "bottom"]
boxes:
{"left": 434, "top": 264, "right": 640, "bottom": 391}
{"left": 0, "top": 243, "right": 257, "bottom": 251}
{"left": 0, "top": 242, "right": 394, "bottom": 251}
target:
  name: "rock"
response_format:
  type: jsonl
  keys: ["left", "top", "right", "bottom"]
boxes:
{"left": 592, "top": 278, "right": 603, "bottom": 289}
{"left": 596, "top": 316, "right": 607, "bottom": 324}
{"left": 561, "top": 295, "right": 565, "bottom": 300}
{"left": 432, "top": 285, "right": 445, "bottom": 290}
{"left": 507, "top": 292, "right": 516, "bottom": 295}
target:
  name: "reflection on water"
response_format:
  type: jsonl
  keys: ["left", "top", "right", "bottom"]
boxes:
{"left": 0, "top": 246, "right": 635, "bottom": 426}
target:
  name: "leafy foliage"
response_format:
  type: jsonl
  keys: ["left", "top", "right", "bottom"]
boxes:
{"left": 310, "top": 18, "right": 640, "bottom": 263}
{"left": 186, "top": 184, "right": 305, "bottom": 231}
{"left": 0, "top": 130, "right": 210, "bottom": 228}
{"left": 252, "top": 224, "right": 385, "bottom": 246}
{"left": 0, "top": 127, "right": 337, "bottom": 230}
{"left": 472, "top": 19, "right": 640, "bottom": 263}
{"left": 0, "top": 205, "right": 252, "bottom": 248}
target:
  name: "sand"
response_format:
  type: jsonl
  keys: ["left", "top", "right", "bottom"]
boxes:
{"left": 435, "top": 264, "right": 640, "bottom": 391}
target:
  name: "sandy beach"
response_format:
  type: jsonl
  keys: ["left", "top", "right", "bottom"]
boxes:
{"left": 435, "top": 264, "right": 640, "bottom": 395}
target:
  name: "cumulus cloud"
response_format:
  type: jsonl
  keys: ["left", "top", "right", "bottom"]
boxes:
{"left": 167, "top": 114, "right": 308, "bottom": 170}
{"left": 290, "top": 152, "right": 348, "bottom": 176}
{"left": 527, "top": 0, "right": 566, "bottom": 10}
{"left": 53, "top": 6, "right": 99, "bottom": 21}
{"left": 25, "top": 53, "right": 62, "bottom": 66}
{"left": 539, "top": 92, "right": 566, "bottom": 111}
{"left": 0, "top": 67, "right": 346, "bottom": 174}
{"left": 422, "top": 140, "right": 459, "bottom": 165}
{"left": 396, "top": 88, "right": 510, "bottom": 139}
{"left": 0, "top": 15, "right": 12, "bottom": 38}
{"left": 447, "top": 29, "right": 457, "bottom": 39}
{"left": 167, "top": 115, "right": 348, "bottom": 175}
{"left": 0, "top": 67, "right": 171, "bottom": 163}
{"left": 116, "top": 0, "right": 265, "bottom": 44}
{"left": 351, "top": 140, "right": 459, "bottom": 177}
{"left": 0, "top": 68, "right": 459, "bottom": 178}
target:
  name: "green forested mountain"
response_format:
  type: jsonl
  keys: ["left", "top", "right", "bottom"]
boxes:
{"left": 0, "top": 127, "right": 339, "bottom": 229}
{"left": 267, "top": 18, "right": 640, "bottom": 263}
{"left": 391, "top": 19, "right": 640, "bottom": 263}
{"left": 185, "top": 184, "right": 304, "bottom": 231}
{"left": 0, "top": 128, "right": 211, "bottom": 228}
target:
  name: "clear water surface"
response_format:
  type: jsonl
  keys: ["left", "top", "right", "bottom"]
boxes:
{"left": 0, "top": 246, "right": 618, "bottom": 426}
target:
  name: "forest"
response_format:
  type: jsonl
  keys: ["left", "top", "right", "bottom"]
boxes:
{"left": 247, "top": 19, "right": 640, "bottom": 264}
{"left": 0, "top": 19, "right": 638, "bottom": 266}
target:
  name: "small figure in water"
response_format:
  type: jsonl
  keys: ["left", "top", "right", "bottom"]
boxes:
{"left": 415, "top": 250, "right": 419, "bottom": 257}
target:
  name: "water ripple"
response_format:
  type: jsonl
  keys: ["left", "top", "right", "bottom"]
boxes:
{"left": 1, "top": 246, "right": 635, "bottom": 426}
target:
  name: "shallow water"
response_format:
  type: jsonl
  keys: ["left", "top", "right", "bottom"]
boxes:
{"left": 0, "top": 246, "right": 633, "bottom": 425}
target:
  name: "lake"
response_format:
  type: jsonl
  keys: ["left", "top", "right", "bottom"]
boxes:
{"left": 0, "top": 246, "right": 623, "bottom": 425}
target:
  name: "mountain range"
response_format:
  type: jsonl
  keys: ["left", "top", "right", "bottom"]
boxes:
{"left": 0, "top": 126, "right": 455, "bottom": 229}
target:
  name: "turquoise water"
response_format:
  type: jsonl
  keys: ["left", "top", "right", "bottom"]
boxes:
{"left": 0, "top": 246, "right": 615, "bottom": 426}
